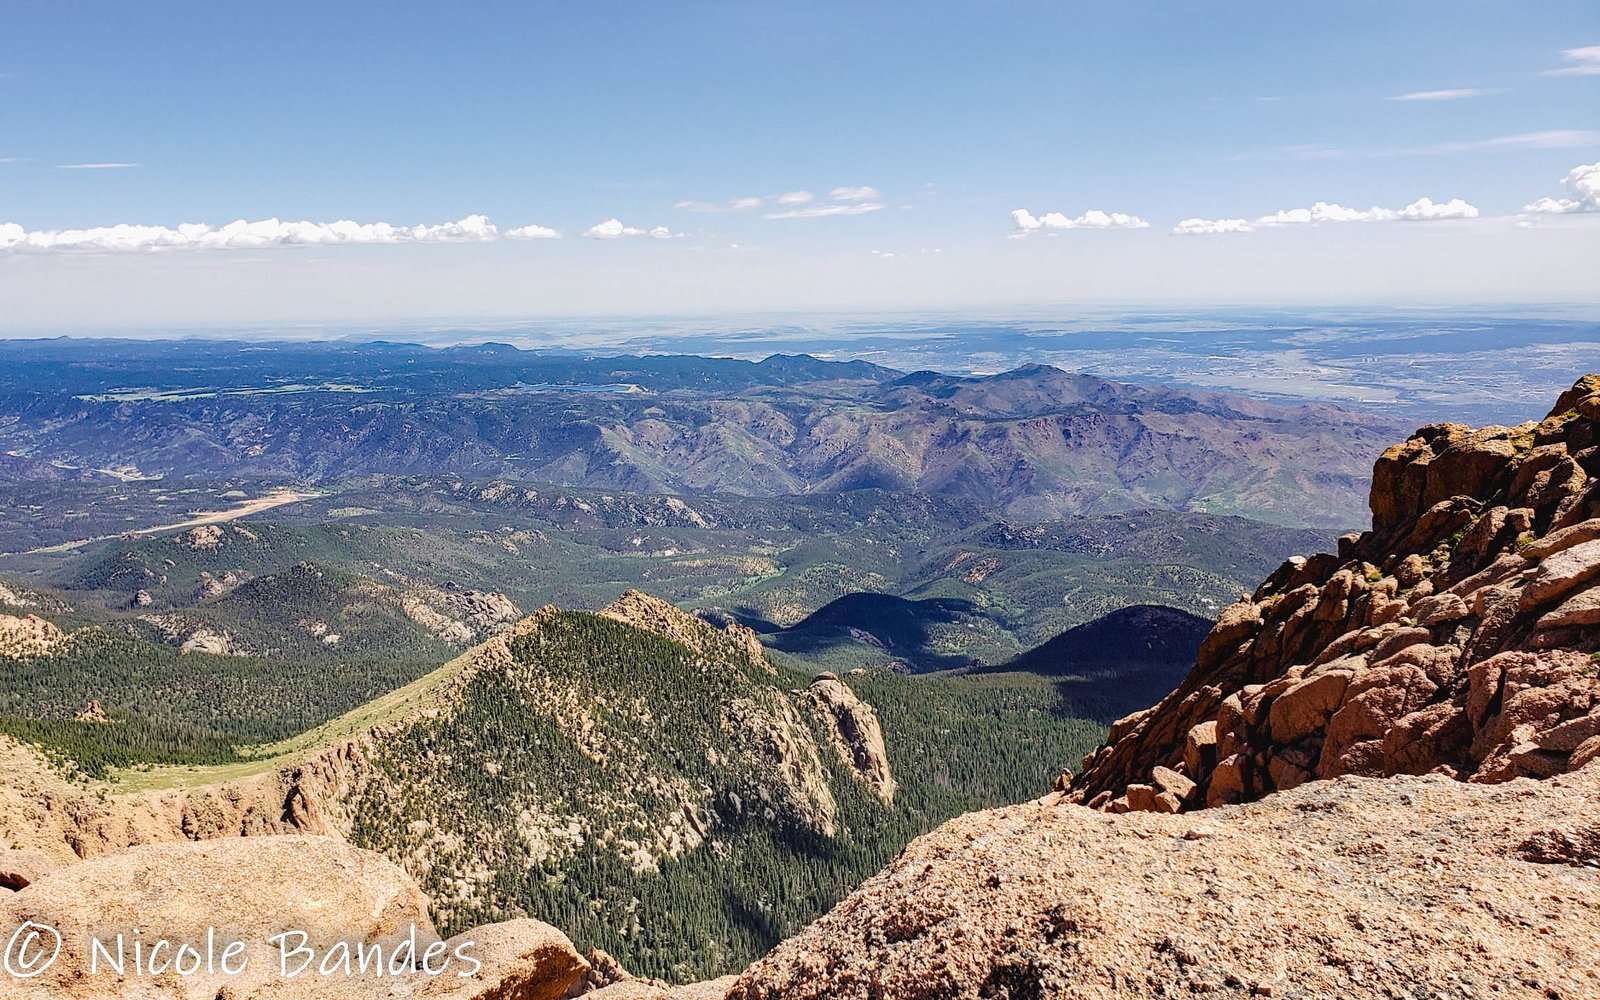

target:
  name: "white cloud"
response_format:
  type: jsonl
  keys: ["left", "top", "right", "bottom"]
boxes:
{"left": 830, "top": 186, "right": 879, "bottom": 201}
{"left": 1172, "top": 217, "right": 1254, "bottom": 236}
{"left": 585, "top": 218, "right": 631, "bottom": 239}
{"left": 0, "top": 214, "right": 502, "bottom": 253}
{"left": 409, "top": 215, "right": 500, "bottom": 241}
{"left": 583, "top": 218, "right": 677, "bottom": 239}
{"left": 1544, "top": 45, "right": 1600, "bottom": 76}
{"left": 776, "top": 190, "right": 814, "bottom": 204}
{"left": 1274, "top": 205, "right": 1353, "bottom": 224}
{"left": 675, "top": 196, "right": 764, "bottom": 213}
{"left": 1254, "top": 202, "right": 1383, "bottom": 226}
{"left": 57, "top": 162, "right": 140, "bottom": 170}
{"left": 1172, "top": 197, "right": 1477, "bottom": 235}
{"left": 504, "top": 223, "right": 562, "bottom": 239}
{"left": 1522, "top": 160, "right": 1600, "bottom": 215}
{"left": 1392, "top": 196, "right": 1479, "bottom": 221}
{"left": 1386, "top": 88, "right": 1497, "bottom": 101}
{"left": 763, "top": 202, "right": 885, "bottom": 220}
{"left": 1010, "top": 208, "right": 1150, "bottom": 235}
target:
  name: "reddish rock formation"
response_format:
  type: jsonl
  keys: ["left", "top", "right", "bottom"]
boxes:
{"left": 1071, "top": 375, "right": 1600, "bottom": 812}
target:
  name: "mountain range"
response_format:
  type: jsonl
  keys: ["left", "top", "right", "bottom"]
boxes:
{"left": 0, "top": 339, "right": 1403, "bottom": 527}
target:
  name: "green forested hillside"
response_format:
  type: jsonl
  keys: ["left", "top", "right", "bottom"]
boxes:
{"left": 0, "top": 575, "right": 1116, "bottom": 980}
{"left": 343, "top": 607, "right": 1105, "bottom": 982}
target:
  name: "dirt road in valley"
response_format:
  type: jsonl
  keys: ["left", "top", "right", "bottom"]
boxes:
{"left": 23, "top": 489, "right": 319, "bottom": 554}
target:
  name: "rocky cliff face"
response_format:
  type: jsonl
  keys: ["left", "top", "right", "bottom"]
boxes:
{"left": 802, "top": 674, "right": 896, "bottom": 803}
{"left": 1071, "top": 375, "right": 1600, "bottom": 812}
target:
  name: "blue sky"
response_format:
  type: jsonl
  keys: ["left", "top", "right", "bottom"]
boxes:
{"left": 1, "top": 1, "right": 1597, "bottom": 329}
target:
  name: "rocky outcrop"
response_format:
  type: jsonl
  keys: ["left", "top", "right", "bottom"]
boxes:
{"left": 138, "top": 613, "right": 244, "bottom": 656}
{"left": 453, "top": 589, "right": 523, "bottom": 632}
{"left": 601, "top": 590, "right": 770, "bottom": 670}
{"left": 1072, "top": 375, "right": 1600, "bottom": 812}
{"left": 178, "top": 524, "right": 224, "bottom": 549}
{"left": 395, "top": 584, "right": 522, "bottom": 645}
{"left": 0, "top": 581, "right": 38, "bottom": 608}
{"left": 402, "top": 594, "right": 478, "bottom": 644}
{"left": 723, "top": 693, "right": 841, "bottom": 839}
{"left": 0, "top": 733, "right": 371, "bottom": 861}
{"left": 715, "top": 764, "right": 1600, "bottom": 1000}
{"left": 803, "top": 674, "right": 896, "bottom": 802}
{"left": 425, "top": 920, "right": 589, "bottom": 1000}
{"left": 0, "top": 613, "right": 68, "bottom": 659}
{"left": 0, "top": 836, "right": 588, "bottom": 1000}
{"left": 0, "top": 848, "right": 56, "bottom": 890}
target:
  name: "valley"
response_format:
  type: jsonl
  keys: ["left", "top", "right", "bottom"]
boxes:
{"left": 17, "top": 487, "right": 317, "bottom": 554}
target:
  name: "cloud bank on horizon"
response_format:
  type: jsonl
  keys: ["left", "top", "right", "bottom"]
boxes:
{"left": 6, "top": 160, "right": 1591, "bottom": 255}
{"left": 0, "top": 7, "right": 1595, "bottom": 321}
{"left": 1010, "top": 209, "right": 1149, "bottom": 235}
{"left": 1172, "top": 196, "right": 1482, "bottom": 236}
{"left": 0, "top": 214, "right": 522, "bottom": 253}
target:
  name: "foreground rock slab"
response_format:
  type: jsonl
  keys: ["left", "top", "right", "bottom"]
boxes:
{"left": 0, "top": 836, "right": 586, "bottom": 1000}
{"left": 585, "top": 977, "right": 739, "bottom": 1000}
{"left": 716, "top": 764, "right": 1600, "bottom": 1000}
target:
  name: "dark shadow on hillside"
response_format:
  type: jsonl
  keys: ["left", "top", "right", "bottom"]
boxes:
{"left": 979, "top": 604, "right": 1211, "bottom": 723}
{"left": 753, "top": 592, "right": 994, "bottom": 672}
